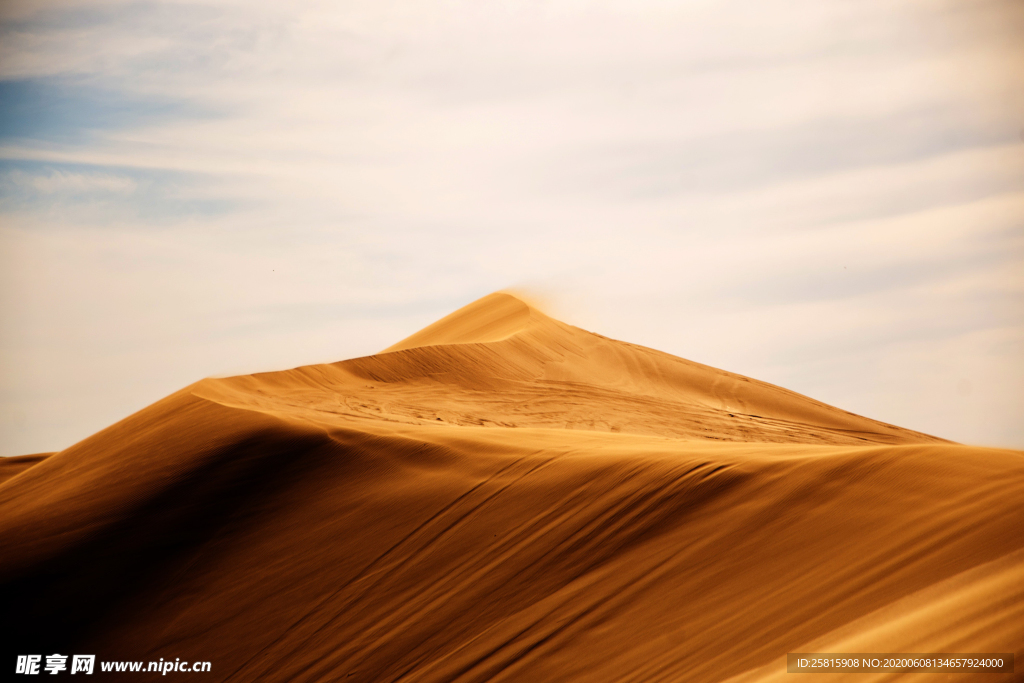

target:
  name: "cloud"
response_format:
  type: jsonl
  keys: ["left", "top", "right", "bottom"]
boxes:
{"left": 5, "top": 167, "right": 136, "bottom": 193}
{"left": 0, "top": 0, "right": 1022, "bottom": 453}
{"left": 0, "top": 159, "right": 238, "bottom": 226}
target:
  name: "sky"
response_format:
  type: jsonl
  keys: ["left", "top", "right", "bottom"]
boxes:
{"left": 1, "top": 0, "right": 1022, "bottom": 455}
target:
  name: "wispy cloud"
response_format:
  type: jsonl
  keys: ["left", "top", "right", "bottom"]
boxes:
{"left": 0, "top": 159, "right": 237, "bottom": 224}
{"left": 4, "top": 167, "right": 136, "bottom": 193}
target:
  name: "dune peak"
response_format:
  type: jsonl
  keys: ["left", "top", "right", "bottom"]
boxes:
{"left": 382, "top": 291, "right": 546, "bottom": 353}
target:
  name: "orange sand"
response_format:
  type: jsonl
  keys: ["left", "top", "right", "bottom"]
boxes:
{"left": 1, "top": 293, "right": 1021, "bottom": 682}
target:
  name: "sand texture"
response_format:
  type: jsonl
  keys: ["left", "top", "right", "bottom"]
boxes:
{"left": 2, "top": 293, "right": 1021, "bottom": 681}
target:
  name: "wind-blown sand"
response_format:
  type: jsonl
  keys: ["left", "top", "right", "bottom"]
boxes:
{"left": 2, "top": 293, "right": 1021, "bottom": 681}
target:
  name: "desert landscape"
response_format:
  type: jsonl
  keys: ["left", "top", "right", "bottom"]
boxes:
{"left": 1, "top": 292, "right": 1021, "bottom": 681}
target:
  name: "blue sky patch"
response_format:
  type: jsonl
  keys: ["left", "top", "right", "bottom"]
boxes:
{"left": 0, "top": 77, "right": 209, "bottom": 144}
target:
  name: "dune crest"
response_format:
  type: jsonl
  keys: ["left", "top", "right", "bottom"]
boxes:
{"left": 206, "top": 292, "right": 944, "bottom": 446}
{"left": 382, "top": 292, "right": 541, "bottom": 352}
{"left": 1, "top": 292, "right": 1019, "bottom": 682}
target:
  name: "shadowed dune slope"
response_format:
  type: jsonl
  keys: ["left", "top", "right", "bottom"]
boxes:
{"left": 0, "top": 453, "right": 52, "bottom": 485}
{"left": 1, "top": 292, "right": 1021, "bottom": 682}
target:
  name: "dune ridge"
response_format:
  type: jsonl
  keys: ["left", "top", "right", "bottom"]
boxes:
{"left": 1, "top": 292, "right": 1020, "bottom": 682}
{"left": 206, "top": 292, "right": 945, "bottom": 447}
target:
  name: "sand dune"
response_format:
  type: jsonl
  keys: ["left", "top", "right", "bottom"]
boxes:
{"left": 207, "top": 293, "right": 945, "bottom": 446}
{"left": 1, "top": 293, "right": 1020, "bottom": 682}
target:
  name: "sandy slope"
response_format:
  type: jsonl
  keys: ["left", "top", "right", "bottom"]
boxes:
{"left": 1, "top": 293, "right": 1020, "bottom": 682}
